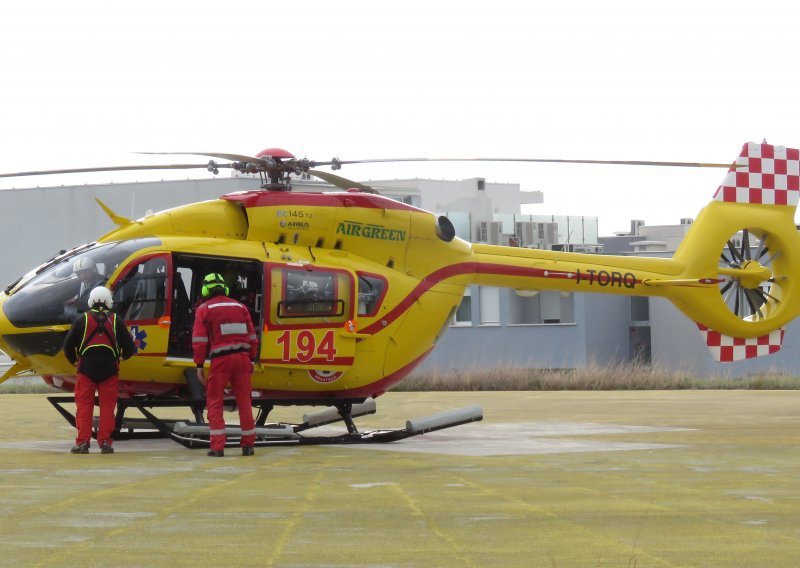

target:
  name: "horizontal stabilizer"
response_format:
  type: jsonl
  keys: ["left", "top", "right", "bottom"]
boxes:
{"left": 696, "top": 324, "right": 784, "bottom": 362}
{"left": 643, "top": 278, "right": 723, "bottom": 287}
{"left": 0, "top": 361, "right": 30, "bottom": 385}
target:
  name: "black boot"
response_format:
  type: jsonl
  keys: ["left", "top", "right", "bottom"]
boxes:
{"left": 207, "top": 449, "right": 224, "bottom": 457}
{"left": 242, "top": 446, "right": 255, "bottom": 456}
{"left": 70, "top": 442, "right": 89, "bottom": 454}
{"left": 100, "top": 442, "right": 114, "bottom": 454}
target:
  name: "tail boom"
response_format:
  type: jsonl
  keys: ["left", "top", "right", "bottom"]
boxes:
{"left": 461, "top": 142, "right": 800, "bottom": 363}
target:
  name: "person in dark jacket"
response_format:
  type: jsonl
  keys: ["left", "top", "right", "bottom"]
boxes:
{"left": 192, "top": 273, "right": 259, "bottom": 457}
{"left": 63, "top": 286, "right": 136, "bottom": 454}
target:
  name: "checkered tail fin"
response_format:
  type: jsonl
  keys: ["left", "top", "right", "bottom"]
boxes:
{"left": 712, "top": 142, "right": 800, "bottom": 206}
{"left": 696, "top": 324, "right": 784, "bottom": 362}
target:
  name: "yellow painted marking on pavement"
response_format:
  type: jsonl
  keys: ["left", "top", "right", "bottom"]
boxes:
{"left": 30, "top": 454, "right": 297, "bottom": 568}
{"left": 448, "top": 472, "right": 677, "bottom": 567}
{"left": 263, "top": 466, "right": 326, "bottom": 567}
{"left": 388, "top": 482, "right": 477, "bottom": 567}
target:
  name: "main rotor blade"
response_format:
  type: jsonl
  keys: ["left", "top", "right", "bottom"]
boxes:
{"left": 0, "top": 152, "right": 734, "bottom": 181}
{"left": 331, "top": 157, "right": 734, "bottom": 169}
{"left": 0, "top": 163, "right": 224, "bottom": 179}
{"left": 308, "top": 169, "right": 379, "bottom": 194}
{"left": 137, "top": 151, "right": 264, "bottom": 163}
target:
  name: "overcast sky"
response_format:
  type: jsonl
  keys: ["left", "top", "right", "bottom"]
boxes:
{"left": 2, "top": 1, "right": 799, "bottom": 235}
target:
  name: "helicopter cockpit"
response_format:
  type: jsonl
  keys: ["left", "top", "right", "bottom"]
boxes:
{"left": 2, "top": 238, "right": 162, "bottom": 327}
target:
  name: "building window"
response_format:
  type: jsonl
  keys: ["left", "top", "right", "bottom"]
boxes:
{"left": 539, "top": 290, "right": 562, "bottom": 323}
{"left": 479, "top": 286, "right": 500, "bottom": 325}
{"left": 507, "top": 290, "right": 575, "bottom": 325}
{"left": 453, "top": 289, "right": 472, "bottom": 326}
{"left": 507, "top": 290, "right": 540, "bottom": 324}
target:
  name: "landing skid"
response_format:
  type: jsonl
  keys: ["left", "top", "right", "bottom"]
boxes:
{"left": 46, "top": 395, "right": 484, "bottom": 449}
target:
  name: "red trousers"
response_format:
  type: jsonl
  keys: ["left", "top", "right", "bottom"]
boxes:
{"left": 206, "top": 352, "right": 255, "bottom": 451}
{"left": 75, "top": 373, "right": 119, "bottom": 447}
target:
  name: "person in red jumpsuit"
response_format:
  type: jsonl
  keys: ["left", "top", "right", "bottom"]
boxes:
{"left": 192, "top": 273, "right": 259, "bottom": 457}
{"left": 63, "top": 286, "right": 136, "bottom": 454}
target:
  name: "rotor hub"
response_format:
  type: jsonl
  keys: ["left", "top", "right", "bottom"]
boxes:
{"left": 737, "top": 260, "right": 772, "bottom": 289}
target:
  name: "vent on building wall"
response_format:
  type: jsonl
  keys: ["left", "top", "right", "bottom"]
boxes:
{"left": 515, "top": 221, "right": 558, "bottom": 249}
{"left": 478, "top": 221, "right": 504, "bottom": 244}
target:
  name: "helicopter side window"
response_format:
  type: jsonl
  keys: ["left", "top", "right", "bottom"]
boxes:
{"left": 279, "top": 270, "right": 341, "bottom": 317}
{"left": 356, "top": 273, "right": 387, "bottom": 316}
{"left": 112, "top": 256, "right": 168, "bottom": 322}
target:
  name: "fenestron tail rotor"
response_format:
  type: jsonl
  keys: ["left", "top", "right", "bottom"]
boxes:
{"left": 718, "top": 228, "right": 783, "bottom": 321}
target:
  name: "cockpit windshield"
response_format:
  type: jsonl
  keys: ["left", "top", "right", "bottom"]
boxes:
{"left": 2, "top": 238, "right": 161, "bottom": 327}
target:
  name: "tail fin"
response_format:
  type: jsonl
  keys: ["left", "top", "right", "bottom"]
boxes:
{"left": 713, "top": 142, "right": 800, "bottom": 206}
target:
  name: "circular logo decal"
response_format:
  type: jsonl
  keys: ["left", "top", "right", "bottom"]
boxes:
{"left": 308, "top": 370, "right": 343, "bottom": 383}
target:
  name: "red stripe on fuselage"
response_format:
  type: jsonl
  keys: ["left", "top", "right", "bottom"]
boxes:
{"left": 254, "top": 347, "right": 433, "bottom": 400}
{"left": 222, "top": 190, "right": 426, "bottom": 213}
{"left": 360, "top": 262, "right": 640, "bottom": 335}
{"left": 51, "top": 349, "right": 432, "bottom": 400}
{"left": 259, "top": 357, "right": 355, "bottom": 366}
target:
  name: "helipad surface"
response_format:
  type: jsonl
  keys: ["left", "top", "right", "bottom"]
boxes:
{"left": 1, "top": 390, "right": 799, "bottom": 567}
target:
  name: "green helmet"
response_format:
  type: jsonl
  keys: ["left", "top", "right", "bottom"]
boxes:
{"left": 201, "top": 273, "right": 229, "bottom": 298}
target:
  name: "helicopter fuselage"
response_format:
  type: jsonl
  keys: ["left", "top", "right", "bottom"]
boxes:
{"left": 2, "top": 166, "right": 799, "bottom": 400}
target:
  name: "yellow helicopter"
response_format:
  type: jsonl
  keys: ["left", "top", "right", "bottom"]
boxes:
{"left": 0, "top": 142, "right": 797, "bottom": 447}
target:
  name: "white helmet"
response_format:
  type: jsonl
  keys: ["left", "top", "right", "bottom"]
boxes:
{"left": 73, "top": 256, "right": 96, "bottom": 274}
{"left": 88, "top": 286, "right": 113, "bottom": 310}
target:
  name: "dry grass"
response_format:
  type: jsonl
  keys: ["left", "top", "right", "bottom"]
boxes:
{"left": 396, "top": 362, "right": 800, "bottom": 391}
{"left": 2, "top": 365, "right": 800, "bottom": 394}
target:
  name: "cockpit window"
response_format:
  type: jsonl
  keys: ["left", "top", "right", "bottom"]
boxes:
{"left": 2, "top": 238, "right": 161, "bottom": 327}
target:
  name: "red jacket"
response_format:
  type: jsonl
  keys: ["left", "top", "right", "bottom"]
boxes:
{"left": 192, "top": 295, "right": 259, "bottom": 366}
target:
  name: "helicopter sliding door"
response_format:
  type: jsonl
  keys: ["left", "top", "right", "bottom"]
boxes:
{"left": 262, "top": 263, "right": 356, "bottom": 384}
{"left": 166, "top": 254, "right": 263, "bottom": 362}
